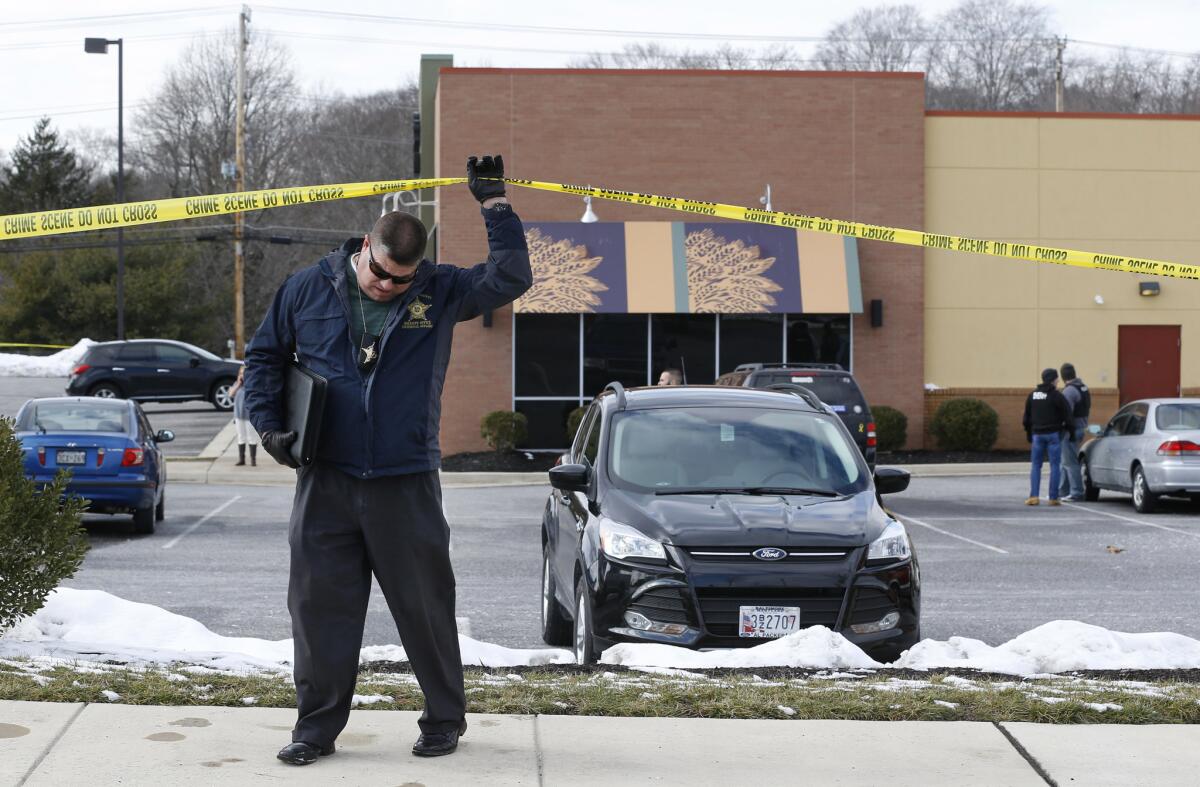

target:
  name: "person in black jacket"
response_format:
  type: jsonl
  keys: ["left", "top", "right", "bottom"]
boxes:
{"left": 244, "top": 155, "right": 531, "bottom": 766}
{"left": 1022, "top": 368, "right": 1072, "bottom": 506}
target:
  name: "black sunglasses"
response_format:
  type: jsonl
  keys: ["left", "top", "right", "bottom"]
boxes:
{"left": 366, "top": 244, "right": 418, "bottom": 285}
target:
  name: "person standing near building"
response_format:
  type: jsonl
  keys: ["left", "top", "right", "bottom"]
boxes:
{"left": 1022, "top": 368, "right": 1072, "bottom": 506}
{"left": 227, "top": 364, "right": 257, "bottom": 467}
{"left": 243, "top": 155, "right": 531, "bottom": 766}
{"left": 1058, "top": 363, "right": 1091, "bottom": 502}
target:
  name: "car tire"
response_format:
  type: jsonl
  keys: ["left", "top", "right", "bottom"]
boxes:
{"left": 155, "top": 490, "right": 165, "bottom": 522}
{"left": 1131, "top": 465, "right": 1157, "bottom": 514}
{"left": 541, "top": 549, "right": 572, "bottom": 646}
{"left": 132, "top": 504, "right": 155, "bottom": 535}
{"left": 1081, "top": 456, "right": 1100, "bottom": 502}
{"left": 211, "top": 378, "right": 236, "bottom": 411}
{"left": 573, "top": 577, "right": 596, "bottom": 666}
{"left": 89, "top": 382, "right": 122, "bottom": 400}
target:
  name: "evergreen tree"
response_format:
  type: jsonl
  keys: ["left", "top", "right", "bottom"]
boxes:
{"left": 0, "top": 117, "right": 94, "bottom": 213}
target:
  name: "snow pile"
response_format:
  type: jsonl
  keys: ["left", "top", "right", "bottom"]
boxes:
{"left": 601, "top": 626, "right": 882, "bottom": 670}
{"left": 5, "top": 589, "right": 1200, "bottom": 677}
{"left": 895, "top": 620, "right": 1200, "bottom": 674}
{"left": 0, "top": 339, "right": 94, "bottom": 377}
{"left": 0, "top": 588, "right": 572, "bottom": 672}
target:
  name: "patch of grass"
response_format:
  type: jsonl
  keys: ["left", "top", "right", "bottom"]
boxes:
{"left": 2, "top": 659, "right": 1199, "bottom": 724}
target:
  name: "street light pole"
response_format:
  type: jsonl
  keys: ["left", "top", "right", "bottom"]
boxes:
{"left": 84, "top": 36, "right": 125, "bottom": 340}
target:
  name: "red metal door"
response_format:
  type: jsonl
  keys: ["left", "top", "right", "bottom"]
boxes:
{"left": 1118, "top": 325, "right": 1180, "bottom": 404}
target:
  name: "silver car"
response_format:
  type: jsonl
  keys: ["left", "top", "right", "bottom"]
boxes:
{"left": 1080, "top": 398, "right": 1200, "bottom": 513}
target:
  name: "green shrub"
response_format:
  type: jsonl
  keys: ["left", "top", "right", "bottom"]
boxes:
{"left": 566, "top": 406, "right": 588, "bottom": 444}
{"left": 872, "top": 405, "right": 908, "bottom": 452}
{"left": 480, "top": 410, "right": 529, "bottom": 452}
{"left": 0, "top": 417, "right": 90, "bottom": 634}
{"left": 930, "top": 398, "right": 999, "bottom": 452}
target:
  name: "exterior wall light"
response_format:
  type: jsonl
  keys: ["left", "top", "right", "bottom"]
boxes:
{"left": 1139, "top": 282, "right": 1161, "bottom": 297}
{"left": 580, "top": 193, "right": 599, "bottom": 223}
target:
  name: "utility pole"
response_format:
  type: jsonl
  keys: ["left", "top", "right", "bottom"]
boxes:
{"left": 1054, "top": 37, "right": 1066, "bottom": 113}
{"left": 234, "top": 5, "right": 250, "bottom": 358}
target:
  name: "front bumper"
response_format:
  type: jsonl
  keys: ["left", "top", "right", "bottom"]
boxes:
{"left": 589, "top": 546, "right": 920, "bottom": 660}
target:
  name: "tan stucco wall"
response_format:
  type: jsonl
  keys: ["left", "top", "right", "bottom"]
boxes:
{"left": 925, "top": 114, "right": 1200, "bottom": 394}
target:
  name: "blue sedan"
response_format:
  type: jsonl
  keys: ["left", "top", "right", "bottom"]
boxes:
{"left": 15, "top": 397, "right": 174, "bottom": 534}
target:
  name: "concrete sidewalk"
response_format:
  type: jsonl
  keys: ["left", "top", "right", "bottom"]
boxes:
{"left": 3, "top": 701, "right": 1196, "bottom": 786}
{"left": 168, "top": 419, "right": 1028, "bottom": 489}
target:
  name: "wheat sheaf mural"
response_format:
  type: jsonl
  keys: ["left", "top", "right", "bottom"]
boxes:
{"left": 515, "top": 227, "right": 609, "bottom": 313}
{"left": 685, "top": 228, "right": 781, "bottom": 313}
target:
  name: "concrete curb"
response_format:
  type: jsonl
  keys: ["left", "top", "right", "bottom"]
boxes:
{"left": 5, "top": 700, "right": 1196, "bottom": 785}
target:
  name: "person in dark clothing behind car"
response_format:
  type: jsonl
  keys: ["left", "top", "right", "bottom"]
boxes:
{"left": 1022, "top": 368, "right": 1072, "bottom": 506}
{"left": 1058, "top": 363, "right": 1091, "bottom": 502}
{"left": 243, "top": 155, "right": 531, "bottom": 767}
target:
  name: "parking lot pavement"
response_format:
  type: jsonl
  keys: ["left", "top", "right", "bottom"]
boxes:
{"left": 63, "top": 473, "right": 1200, "bottom": 651}
{"left": 0, "top": 376, "right": 230, "bottom": 457}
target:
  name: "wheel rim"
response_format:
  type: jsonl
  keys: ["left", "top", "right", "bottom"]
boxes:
{"left": 1133, "top": 471, "right": 1144, "bottom": 506}
{"left": 541, "top": 557, "right": 552, "bottom": 627}
{"left": 574, "top": 594, "right": 587, "bottom": 665}
{"left": 214, "top": 385, "right": 233, "bottom": 408}
{"left": 94, "top": 387, "right": 115, "bottom": 398}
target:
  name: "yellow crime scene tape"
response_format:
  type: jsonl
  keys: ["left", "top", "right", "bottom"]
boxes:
{"left": 0, "top": 342, "right": 70, "bottom": 350}
{"left": 1, "top": 176, "right": 1197, "bottom": 282}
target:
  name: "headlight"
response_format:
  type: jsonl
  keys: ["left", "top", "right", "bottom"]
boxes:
{"left": 867, "top": 519, "right": 911, "bottom": 562}
{"left": 599, "top": 519, "right": 666, "bottom": 561}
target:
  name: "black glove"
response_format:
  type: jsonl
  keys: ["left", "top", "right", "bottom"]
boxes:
{"left": 261, "top": 430, "right": 301, "bottom": 469}
{"left": 467, "top": 155, "right": 506, "bottom": 203}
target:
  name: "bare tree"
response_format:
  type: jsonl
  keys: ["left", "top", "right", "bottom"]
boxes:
{"left": 131, "top": 31, "right": 305, "bottom": 198}
{"left": 927, "top": 0, "right": 1057, "bottom": 110}
{"left": 1067, "top": 49, "right": 1200, "bottom": 114}
{"left": 571, "top": 42, "right": 804, "bottom": 70}
{"left": 815, "top": 4, "right": 933, "bottom": 72}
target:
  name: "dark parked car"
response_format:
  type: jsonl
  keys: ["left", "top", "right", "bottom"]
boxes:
{"left": 66, "top": 339, "right": 242, "bottom": 411}
{"left": 541, "top": 383, "right": 918, "bottom": 664}
{"left": 15, "top": 397, "right": 173, "bottom": 534}
{"left": 716, "top": 363, "right": 876, "bottom": 468}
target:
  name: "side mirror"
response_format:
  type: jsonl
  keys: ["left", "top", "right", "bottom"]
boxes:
{"left": 156, "top": 429, "right": 175, "bottom": 443}
{"left": 874, "top": 467, "right": 910, "bottom": 495}
{"left": 549, "top": 463, "right": 590, "bottom": 492}
{"left": 1087, "top": 424, "right": 1102, "bottom": 436}
{"left": 189, "top": 357, "right": 201, "bottom": 368}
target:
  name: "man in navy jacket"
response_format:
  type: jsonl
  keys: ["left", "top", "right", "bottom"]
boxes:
{"left": 244, "top": 155, "right": 531, "bottom": 765}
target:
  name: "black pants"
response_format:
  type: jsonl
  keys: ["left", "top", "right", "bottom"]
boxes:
{"left": 288, "top": 463, "right": 464, "bottom": 745}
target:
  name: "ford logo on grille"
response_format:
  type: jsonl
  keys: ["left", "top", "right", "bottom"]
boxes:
{"left": 752, "top": 547, "right": 787, "bottom": 561}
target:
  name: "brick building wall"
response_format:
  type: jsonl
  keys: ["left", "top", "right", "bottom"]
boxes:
{"left": 435, "top": 68, "right": 926, "bottom": 454}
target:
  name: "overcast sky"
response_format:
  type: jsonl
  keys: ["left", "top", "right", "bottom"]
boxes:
{"left": 2, "top": 0, "right": 1198, "bottom": 160}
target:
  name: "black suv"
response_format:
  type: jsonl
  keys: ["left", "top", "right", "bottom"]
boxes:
{"left": 542, "top": 383, "right": 917, "bottom": 664}
{"left": 716, "top": 363, "right": 875, "bottom": 468}
{"left": 66, "top": 340, "right": 242, "bottom": 411}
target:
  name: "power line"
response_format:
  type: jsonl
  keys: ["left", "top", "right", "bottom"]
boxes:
{"left": 0, "top": 6, "right": 232, "bottom": 31}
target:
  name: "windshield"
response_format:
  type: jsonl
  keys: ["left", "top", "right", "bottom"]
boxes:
{"left": 1156, "top": 403, "right": 1200, "bottom": 431}
{"left": 752, "top": 373, "right": 866, "bottom": 414}
{"left": 607, "top": 406, "right": 868, "bottom": 496}
{"left": 23, "top": 401, "right": 129, "bottom": 433}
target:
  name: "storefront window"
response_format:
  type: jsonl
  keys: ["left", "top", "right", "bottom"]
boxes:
{"left": 786, "top": 315, "right": 851, "bottom": 370}
{"left": 515, "top": 400, "right": 584, "bottom": 450}
{"left": 514, "top": 314, "right": 579, "bottom": 397}
{"left": 718, "top": 314, "right": 782, "bottom": 375}
{"left": 651, "top": 315, "right": 715, "bottom": 385}
{"left": 584, "top": 314, "right": 648, "bottom": 397}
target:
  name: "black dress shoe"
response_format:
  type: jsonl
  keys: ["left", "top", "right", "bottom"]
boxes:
{"left": 277, "top": 741, "right": 335, "bottom": 766}
{"left": 412, "top": 719, "right": 468, "bottom": 757}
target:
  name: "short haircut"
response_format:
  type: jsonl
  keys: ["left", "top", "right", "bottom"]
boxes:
{"left": 661, "top": 368, "right": 683, "bottom": 383}
{"left": 370, "top": 211, "right": 427, "bottom": 266}
{"left": 1060, "top": 363, "right": 1076, "bottom": 381}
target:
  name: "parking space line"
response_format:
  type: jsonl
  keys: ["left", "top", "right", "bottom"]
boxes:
{"left": 1061, "top": 502, "right": 1200, "bottom": 538}
{"left": 895, "top": 514, "right": 1009, "bottom": 554}
{"left": 162, "top": 495, "right": 242, "bottom": 550}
